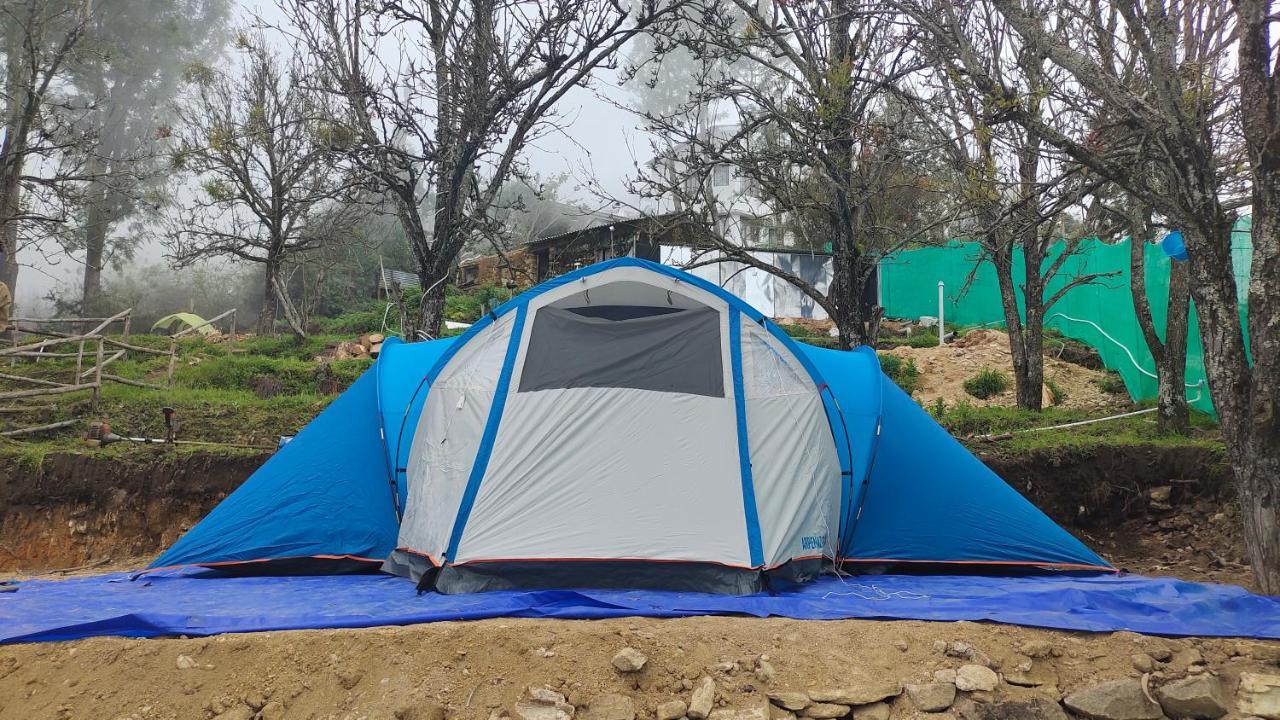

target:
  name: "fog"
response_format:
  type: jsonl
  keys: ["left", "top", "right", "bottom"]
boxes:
{"left": 14, "top": 0, "right": 658, "bottom": 314}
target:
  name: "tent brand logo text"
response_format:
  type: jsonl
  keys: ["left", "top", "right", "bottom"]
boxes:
{"left": 801, "top": 536, "right": 825, "bottom": 550}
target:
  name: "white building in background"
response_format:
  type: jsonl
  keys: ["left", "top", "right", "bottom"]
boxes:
{"left": 644, "top": 127, "right": 834, "bottom": 321}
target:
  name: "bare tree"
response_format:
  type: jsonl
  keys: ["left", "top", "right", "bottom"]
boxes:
{"left": 912, "top": 0, "right": 1278, "bottom": 590}
{"left": 625, "top": 0, "right": 954, "bottom": 348}
{"left": 916, "top": 6, "right": 1115, "bottom": 410}
{"left": 280, "top": 0, "right": 684, "bottom": 338}
{"left": 0, "top": 0, "right": 94, "bottom": 295}
{"left": 167, "top": 37, "right": 351, "bottom": 336}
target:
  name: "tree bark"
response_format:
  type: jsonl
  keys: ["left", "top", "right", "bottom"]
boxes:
{"left": 991, "top": 238, "right": 1041, "bottom": 409}
{"left": 1126, "top": 217, "right": 1190, "bottom": 433}
{"left": 82, "top": 183, "right": 108, "bottom": 314}
{"left": 259, "top": 256, "right": 282, "bottom": 335}
{"left": 1185, "top": 219, "right": 1280, "bottom": 593}
{"left": 1158, "top": 259, "right": 1191, "bottom": 432}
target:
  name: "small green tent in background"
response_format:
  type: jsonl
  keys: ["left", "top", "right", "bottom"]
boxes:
{"left": 152, "top": 312, "right": 214, "bottom": 336}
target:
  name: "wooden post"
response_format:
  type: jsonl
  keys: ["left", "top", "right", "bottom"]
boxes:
{"left": 75, "top": 338, "right": 86, "bottom": 379}
{"left": 228, "top": 309, "right": 236, "bottom": 350}
{"left": 92, "top": 336, "right": 104, "bottom": 411}
{"left": 166, "top": 337, "right": 178, "bottom": 387}
{"left": 122, "top": 313, "right": 131, "bottom": 342}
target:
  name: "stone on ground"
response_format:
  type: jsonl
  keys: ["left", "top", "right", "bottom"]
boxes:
{"left": 581, "top": 693, "right": 636, "bottom": 720}
{"left": 1004, "top": 662, "right": 1058, "bottom": 689}
{"left": 906, "top": 682, "right": 958, "bottom": 712}
{"left": 1238, "top": 673, "right": 1280, "bottom": 720}
{"left": 959, "top": 698, "right": 1070, "bottom": 720}
{"left": 955, "top": 665, "right": 999, "bottom": 693}
{"left": 708, "top": 708, "right": 768, "bottom": 720}
{"left": 802, "top": 703, "right": 850, "bottom": 719}
{"left": 1154, "top": 676, "right": 1227, "bottom": 719}
{"left": 808, "top": 680, "right": 902, "bottom": 705}
{"left": 515, "top": 701, "right": 575, "bottom": 720}
{"left": 1063, "top": 679, "right": 1164, "bottom": 720}
{"left": 1130, "top": 655, "right": 1156, "bottom": 673}
{"left": 767, "top": 692, "right": 811, "bottom": 712}
{"left": 530, "top": 688, "right": 568, "bottom": 705}
{"left": 850, "top": 703, "right": 890, "bottom": 720}
{"left": 658, "top": 700, "right": 688, "bottom": 720}
{"left": 689, "top": 677, "right": 716, "bottom": 720}
{"left": 1016, "top": 641, "right": 1053, "bottom": 659}
{"left": 612, "top": 648, "right": 648, "bottom": 673}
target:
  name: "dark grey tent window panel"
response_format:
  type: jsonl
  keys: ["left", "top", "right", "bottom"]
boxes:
{"left": 519, "top": 305, "right": 724, "bottom": 396}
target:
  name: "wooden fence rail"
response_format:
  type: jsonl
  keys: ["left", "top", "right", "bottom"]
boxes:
{"left": 0, "top": 307, "right": 236, "bottom": 438}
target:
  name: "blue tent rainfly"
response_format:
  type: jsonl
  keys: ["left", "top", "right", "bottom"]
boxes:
{"left": 151, "top": 258, "right": 1110, "bottom": 593}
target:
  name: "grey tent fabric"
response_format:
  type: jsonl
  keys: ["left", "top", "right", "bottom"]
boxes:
{"left": 518, "top": 305, "right": 723, "bottom": 396}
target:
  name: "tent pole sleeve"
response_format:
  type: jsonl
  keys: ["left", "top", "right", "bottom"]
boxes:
{"left": 729, "top": 308, "right": 764, "bottom": 568}
{"left": 444, "top": 305, "right": 528, "bottom": 562}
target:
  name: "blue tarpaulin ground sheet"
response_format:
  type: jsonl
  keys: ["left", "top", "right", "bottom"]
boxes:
{"left": 2, "top": 570, "right": 1278, "bottom": 644}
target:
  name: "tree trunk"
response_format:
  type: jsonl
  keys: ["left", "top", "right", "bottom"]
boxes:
{"left": 1230, "top": 0, "right": 1280, "bottom": 593}
{"left": 0, "top": 189, "right": 17, "bottom": 293}
{"left": 829, "top": 242, "right": 863, "bottom": 350}
{"left": 992, "top": 240, "right": 1042, "bottom": 410}
{"left": 419, "top": 272, "right": 448, "bottom": 340}
{"left": 82, "top": 186, "right": 108, "bottom": 315}
{"left": 1157, "top": 258, "right": 1191, "bottom": 433}
{"left": 259, "top": 257, "right": 281, "bottom": 335}
{"left": 1128, "top": 219, "right": 1190, "bottom": 433}
{"left": 1184, "top": 220, "right": 1279, "bottom": 593}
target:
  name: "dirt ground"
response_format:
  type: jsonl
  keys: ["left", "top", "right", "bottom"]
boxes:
{"left": 3, "top": 612, "right": 1279, "bottom": 720}
{"left": 883, "top": 330, "right": 1129, "bottom": 412}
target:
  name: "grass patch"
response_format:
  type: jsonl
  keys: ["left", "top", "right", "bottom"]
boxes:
{"left": 963, "top": 368, "right": 1011, "bottom": 399}
{"left": 878, "top": 354, "right": 921, "bottom": 395}
{"left": 1095, "top": 371, "right": 1128, "bottom": 395}
{"left": 929, "top": 400, "right": 1220, "bottom": 452}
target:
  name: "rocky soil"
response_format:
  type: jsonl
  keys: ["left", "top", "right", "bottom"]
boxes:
{"left": 2, "top": 614, "right": 1278, "bottom": 720}
{"left": 882, "top": 330, "right": 1128, "bottom": 412}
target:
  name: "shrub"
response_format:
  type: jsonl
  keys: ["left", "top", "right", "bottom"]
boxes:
{"left": 879, "top": 354, "right": 922, "bottom": 395}
{"left": 1096, "top": 371, "right": 1128, "bottom": 395}
{"left": 446, "top": 283, "right": 511, "bottom": 323}
{"left": 778, "top": 322, "right": 816, "bottom": 339}
{"left": 315, "top": 304, "right": 387, "bottom": 335}
{"left": 963, "top": 367, "right": 1011, "bottom": 399}
{"left": 879, "top": 330, "right": 940, "bottom": 349}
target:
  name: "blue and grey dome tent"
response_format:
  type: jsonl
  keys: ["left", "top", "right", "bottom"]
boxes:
{"left": 151, "top": 258, "right": 1110, "bottom": 591}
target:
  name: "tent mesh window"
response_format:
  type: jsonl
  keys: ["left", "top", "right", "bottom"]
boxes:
{"left": 518, "top": 305, "right": 724, "bottom": 396}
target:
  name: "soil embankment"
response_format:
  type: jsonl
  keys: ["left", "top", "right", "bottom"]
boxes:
{"left": 0, "top": 441, "right": 1245, "bottom": 585}
{"left": 0, "top": 449, "right": 269, "bottom": 574}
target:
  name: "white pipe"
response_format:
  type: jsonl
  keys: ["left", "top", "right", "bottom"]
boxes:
{"left": 937, "top": 281, "right": 945, "bottom": 346}
{"left": 1046, "top": 312, "right": 1204, "bottom": 392}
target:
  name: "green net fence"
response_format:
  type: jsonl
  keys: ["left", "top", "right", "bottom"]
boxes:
{"left": 879, "top": 217, "right": 1253, "bottom": 415}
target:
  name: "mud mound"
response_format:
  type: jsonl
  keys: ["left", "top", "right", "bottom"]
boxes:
{"left": 884, "top": 329, "right": 1128, "bottom": 411}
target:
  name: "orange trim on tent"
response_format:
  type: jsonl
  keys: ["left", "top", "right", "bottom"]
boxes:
{"left": 837, "top": 557, "right": 1117, "bottom": 573}
{"left": 393, "top": 547, "right": 440, "bottom": 567}
{"left": 142, "top": 553, "right": 384, "bottom": 575}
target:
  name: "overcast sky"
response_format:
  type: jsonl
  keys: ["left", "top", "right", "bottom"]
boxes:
{"left": 16, "top": 0, "right": 654, "bottom": 309}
